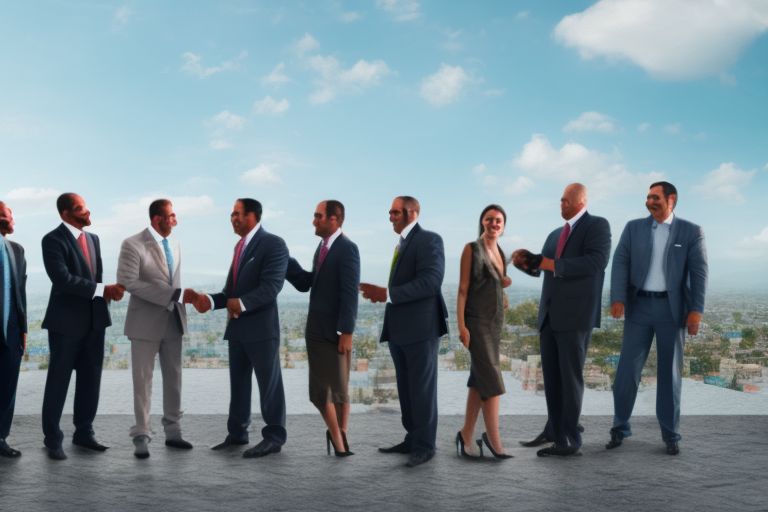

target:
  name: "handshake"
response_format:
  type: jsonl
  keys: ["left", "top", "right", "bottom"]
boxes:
{"left": 104, "top": 284, "right": 126, "bottom": 303}
{"left": 182, "top": 289, "right": 212, "bottom": 313}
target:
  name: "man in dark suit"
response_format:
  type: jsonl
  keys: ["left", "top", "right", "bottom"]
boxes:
{"left": 191, "top": 198, "right": 288, "bottom": 458}
{"left": 360, "top": 196, "right": 448, "bottom": 467}
{"left": 513, "top": 183, "right": 611, "bottom": 456}
{"left": 606, "top": 181, "right": 707, "bottom": 455}
{"left": 285, "top": 199, "right": 360, "bottom": 455}
{"left": 0, "top": 201, "right": 27, "bottom": 458}
{"left": 41, "top": 193, "right": 124, "bottom": 460}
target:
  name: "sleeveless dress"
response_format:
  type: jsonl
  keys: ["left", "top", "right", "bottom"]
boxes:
{"left": 464, "top": 240, "right": 506, "bottom": 399}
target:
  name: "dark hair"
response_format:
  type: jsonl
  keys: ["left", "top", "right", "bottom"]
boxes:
{"left": 56, "top": 193, "right": 77, "bottom": 214}
{"left": 237, "top": 198, "right": 262, "bottom": 221}
{"left": 325, "top": 199, "right": 345, "bottom": 224}
{"left": 478, "top": 204, "right": 507, "bottom": 237}
{"left": 148, "top": 199, "right": 172, "bottom": 220}
{"left": 650, "top": 181, "right": 678, "bottom": 208}
{"left": 396, "top": 196, "right": 420, "bottom": 215}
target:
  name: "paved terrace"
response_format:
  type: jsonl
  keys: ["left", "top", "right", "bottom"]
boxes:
{"left": 1, "top": 414, "right": 765, "bottom": 511}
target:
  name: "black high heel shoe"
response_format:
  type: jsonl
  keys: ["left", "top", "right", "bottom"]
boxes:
{"left": 341, "top": 431, "right": 350, "bottom": 452}
{"left": 326, "top": 430, "right": 354, "bottom": 457}
{"left": 477, "top": 432, "right": 513, "bottom": 459}
{"left": 456, "top": 431, "right": 479, "bottom": 459}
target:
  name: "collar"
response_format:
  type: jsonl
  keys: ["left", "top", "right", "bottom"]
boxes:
{"left": 148, "top": 225, "right": 171, "bottom": 243}
{"left": 63, "top": 221, "right": 84, "bottom": 239}
{"left": 657, "top": 211, "right": 674, "bottom": 226}
{"left": 243, "top": 223, "right": 261, "bottom": 246}
{"left": 322, "top": 227, "right": 343, "bottom": 248}
{"left": 565, "top": 206, "right": 587, "bottom": 228}
{"left": 399, "top": 220, "right": 418, "bottom": 241}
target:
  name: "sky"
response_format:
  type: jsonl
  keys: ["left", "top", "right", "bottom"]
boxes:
{"left": 1, "top": 0, "right": 767, "bottom": 294}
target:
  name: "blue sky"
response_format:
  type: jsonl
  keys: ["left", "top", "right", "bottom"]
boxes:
{"left": 1, "top": 0, "right": 766, "bottom": 292}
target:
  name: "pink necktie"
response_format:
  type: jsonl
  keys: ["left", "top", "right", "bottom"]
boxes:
{"left": 77, "top": 232, "right": 93, "bottom": 275}
{"left": 555, "top": 222, "right": 571, "bottom": 259}
{"left": 317, "top": 238, "right": 330, "bottom": 268}
{"left": 231, "top": 237, "right": 246, "bottom": 284}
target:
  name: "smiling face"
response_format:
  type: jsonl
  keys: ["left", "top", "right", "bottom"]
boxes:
{"left": 313, "top": 201, "right": 339, "bottom": 239}
{"left": 389, "top": 197, "right": 415, "bottom": 235}
{"left": 480, "top": 208, "right": 505, "bottom": 240}
{"left": 646, "top": 185, "right": 675, "bottom": 223}
{"left": 152, "top": 202, "right": 177, "bottom": 238}
{"left": 230, "top": 200, "right": 257, "bottom": 237}
{"left": 560, "top": 184, "right": 585, "bottom": 221}
{"left": 62, "top": 194, "right": 92, "bottom": 229}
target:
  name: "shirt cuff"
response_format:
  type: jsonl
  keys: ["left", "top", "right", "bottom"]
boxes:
{"left": 93, "top": 283, "right": 105, "bottom": 299}
{"left": 206, "top": 294, "right": 214, "bottom": 309}
{"left": 386, "top": 287, "right": 392, "bottom": 304}
{"left": 239, "top": 299, "right": 246, "bottom": 312}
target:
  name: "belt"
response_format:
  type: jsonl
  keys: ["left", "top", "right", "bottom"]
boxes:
{"left": 637, "top": 290, "right": 668, "bottom": 298}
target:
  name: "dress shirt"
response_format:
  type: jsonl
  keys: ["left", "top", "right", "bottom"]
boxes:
{"left": 553, "top": 205, "right": 587, "bottom": 277}
{"left": 207, "top": 223, "right": 261, "bottom": 312}
{"left": 387, "top": 219, "right": 418, "bottom": 303}
{"left": 63, "top": 221, "right": 104, "bottom": 299}
{"left": 642, "top": 212, "right": 674, "bottom": 292}
{"left": 148, "top": 226, "right": 183, "bottom": 301}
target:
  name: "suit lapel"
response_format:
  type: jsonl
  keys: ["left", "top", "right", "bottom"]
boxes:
{"left": 391, "top": 224, "right": 419, "bottom": 282}
{"left": 59, "top": 223, "right": 92, "bottom": 278}
{"left": 563, "top": 212, "right": 589, "bottom": 255}
{"left": 236, "top": 228, "right": 264, "bottom": 281}
{"left": 143, "top": 229, "right": 170, "bottom": 282}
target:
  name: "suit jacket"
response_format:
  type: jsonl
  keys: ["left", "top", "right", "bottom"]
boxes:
{"left": 117, "top": 228, "right": 187, "bottom": 341}
{"left": 380, "top": 223, "right": 448, "bottom": 346}
{"left": 1, "top": 237, "right": 27, "bottom": 347}
{"left": 610, "top": 215, "right": 707, "bottom": 327}
{"left": 41, "top": 223, "right": 111, "bottom": 338}
{"left": 211, "top": 227, "right": 288, "bottom": 343}
{"left": 286, "top": 234, "right": 360, "bottom": 341}
{"left": 534, "top": 212, "right": 611, "bottom": 332}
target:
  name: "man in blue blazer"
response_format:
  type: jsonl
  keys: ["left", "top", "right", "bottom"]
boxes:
{"left": 360, "top": 196, "right": 448, "bottom": 467}
{"left": 0, "top": 201, "right": 27, "bottom": 458}
{"left": 193, "top": 198, "right": 289, "bottom": 458}
{"left": 40, "top": 193, "right": 124, "bottom": 460}
{"left": 513, "top": 183, "right": 611, "bottom": 456}
{"left": 285, "top": 199, "right": 360, "bottom": 455}
{"left": 606, "top": 181, "right": 707, "bottom": 455}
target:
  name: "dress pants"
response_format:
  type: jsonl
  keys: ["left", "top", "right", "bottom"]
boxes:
{"left": 540, "top": 318, "right": 591, "bottom": 449}
{"left": 226, "top": 337, "right": 287, "bottom": 445}
{"left": 42, "top": 328, "right": 105, "bottom": 448}
{"left": 611, "top": 296, "right": 684, "bottom": 443}
{"left": 129, "top": 314, "right": 183, "bottom": 439}
{"left": 388, "top": 337, "right": 439, "bottom": 455}
{"left": 0, "top": 328, "right": 23, "bottom": 439}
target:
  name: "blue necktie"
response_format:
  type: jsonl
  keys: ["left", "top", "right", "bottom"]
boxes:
{"left": 1, "top": 241, "right": 10, "bottom": 339}
{"left": 162, "top": 238, "right": 174, "bottom": 285}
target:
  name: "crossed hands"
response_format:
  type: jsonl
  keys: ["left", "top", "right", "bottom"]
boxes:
{"left": 359, "top": 283, "right": 387, "bottom": 303}
{"left": 104, "top": 284, "right": 125, "bottom": 303}
{"left": 183, "top": 289, "right": 211, "bottom": 313}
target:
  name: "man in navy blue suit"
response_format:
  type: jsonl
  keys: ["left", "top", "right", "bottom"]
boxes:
{"left": 0, "top": 201, "right": 27, "bottom": 458}
{"left": 513, "top": 183, "right": 611, "bottom": 457}
{"left": 285, "top": 199, "right": 360, "bottom": 455}
{"left": 192, "top": 198, "right": 289, "bottom": 458}
{"left": 360, "top": 196, "right": 448, "bottom": 467}
{"left": 40, "top": 193, "right": 124, "bottom": 460}
{"left": 606, "top": 181, "right": 707, "bottom": 455}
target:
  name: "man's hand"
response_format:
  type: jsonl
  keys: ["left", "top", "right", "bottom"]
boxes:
{"left": 511, "top": 249, "right": 528, "bottom": 268}
{"left": 104, "top": 284, "right": 125, "bottom": 302}
{"left": 193, "top": 294, "right": 211, "bottom": 313}
{"left": 226, "top": 298, "right": 242, "bottom": 319}
{"left": 182, "top": 288, "right": 199, "bottom": 304}
{"left": 360, "top": 283, "right": 387, "bottom": 303}
{"left": 686, "top": 311, "right": 702, "bottom": 336}
{"left": 338, "top": 333, "right": 353, "bottom": 354}
{"left": 610, "top": 302, "right": 625, "bottom": 319}
{"left": 501, "top": 276, "right": 512, "bottom": 288}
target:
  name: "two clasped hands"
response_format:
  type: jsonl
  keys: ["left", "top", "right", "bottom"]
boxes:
{"left": 180, "top": 289, "right": 242, "bottom": 319}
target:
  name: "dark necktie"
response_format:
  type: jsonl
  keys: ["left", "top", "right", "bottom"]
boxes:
{"left": 231, "top": 237, "right": 246, "bottom": 284}
{"left": 555, "top": 222, "right": 571, "bottom": 259}
{"left": 317, "top": 237, "right": 330, "bottom": 268}
{"left": 77, "top": 232, "right": 93, "bottom": 276}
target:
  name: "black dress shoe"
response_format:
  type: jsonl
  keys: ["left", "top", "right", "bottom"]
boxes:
{"left": 519, "top": 431, "right": 551, "bottom": 448}
{"left": 578, "top": 423, "right": 585, "bottom": 433}
{"left": 605, "top": 432, "right": 623, "bottom": 450}
{"left": 378, "top": 441, "right": 411, "bottom": 454}
{"left": 536, "top": 445, "right": 581, "bottom": 457}
{"left": 72, "top": 436, "right": 109, "bottom": 452}
{"left": 165, "top": 438, "right": 193, "bottom": 450}
{"left": 47, "top": 446, "right": 67, "bottom": 460}
{"left": 211, "top": 436, "right": 249, "bottom": 450}
{"left": 0, "top": 439, "right": 21, "bottom": 458}
{"left": 666, "top": 442, "right": 680, "bottom": 455}
{"left": 242, "top": 439, "right": 282, "bottom": 458}
{"left": 405, "top": 451, "right": 434, "bottom": 467}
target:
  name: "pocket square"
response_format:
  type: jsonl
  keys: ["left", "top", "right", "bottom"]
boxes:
{"left": 674, "top": 244, "right": 682, "bottom": 247}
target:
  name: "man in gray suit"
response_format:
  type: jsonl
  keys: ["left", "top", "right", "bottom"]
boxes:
{"left": 607, "top": 181, "right": 707, "bottom": 455}
{"left": 0, "top": 201, "right": 26, "bottom": 458}
{"left": 117, "top": 199, "right": 194, "bottom": 458}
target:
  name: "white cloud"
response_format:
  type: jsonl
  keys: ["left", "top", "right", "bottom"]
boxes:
{"left": 306, "top": 54, "right": 390, "bottom": 104}
{"left": 180, "top": 51, "right": 247, "bottom": 79}
{"left": 99, "top": 195, "right": 215, "bottom": 237}
{"left": 553, "top": 0, "right": 768, "bottom": 80}
{"left": 6, "top": 187, "right": 60, "bottom": 202}
{"left": 210, "top": 139, "right": 232, "bottom": 150}
{"left": 442, "top": 29, "right": 463, "bottom": 51}
{"left": 516, "top": 10, "right": 530, "bottom": 20}
{"left": 210, "top": 110, "right": 246, "bottom": 130}
{"left": 693, "top": 162, "right": 755, "bottom": 203}
{"left": 563, "top": 111, "right": 617, "bottom": 133}
{"left": 340, "top": 11, "right": 361, "bottom": 23}
{"left": 512, "top": 134, "right": 663, "bottom": 198}
{"left": 736, "top": 226, "right": 768, "bottom": 260}
{"left": 664, "top": 123, "right": 682, "bottom": 135}
{"left": 420, "top": 64, "right": 469, "bottom": 107}
{"left": 114, "top": 5, "right": 132, "bottom": 24}
{"left": 376, "top": 0, "right": 421, "bottom": 22}
{"left": 637, "top": 122, "right": 651, "bottom": 133}
{"left": 253, "top": 96, "right": 290, "bottom": 115}
{"left": 472, "top": 163, "right": 487, "bottom": 175}
{"left": 295, "top": 33, "right": 319, "bottom": 54}
{"left": 505, "top": 176, "right": 535, "bottom": 196}
{"left": 262, "top": 62, "right": 290, "bottom": 86}
{"left": 241, "top": 164, "right": 281, "bottom": 185}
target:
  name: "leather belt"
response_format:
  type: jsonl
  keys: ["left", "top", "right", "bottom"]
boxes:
{"left": 637, "top": 290, "right": 668, "bottom": 298}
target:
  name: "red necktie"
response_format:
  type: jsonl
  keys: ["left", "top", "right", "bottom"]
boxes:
{"left": 77, "top": 232, "right": 93, "bottom": 275}
{"left": 555, "top": 222, "right": 571, "bottom": 259}
{"left": 231, "top": 237, "right": 246, "bottom": 284}
{"left": 317, "top": 238, "right": 330, "bottom": 268}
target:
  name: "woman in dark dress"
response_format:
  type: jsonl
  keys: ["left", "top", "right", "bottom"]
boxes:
{"left": 456, "top": 204, "right": 512, "bottom": 459}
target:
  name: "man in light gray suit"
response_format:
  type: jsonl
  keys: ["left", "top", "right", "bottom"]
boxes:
{"left": 607, "top": 181, "right": 707, "bottom": 455}
{"left": 117, "top": 199, "right": 195, "bottom": 458}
